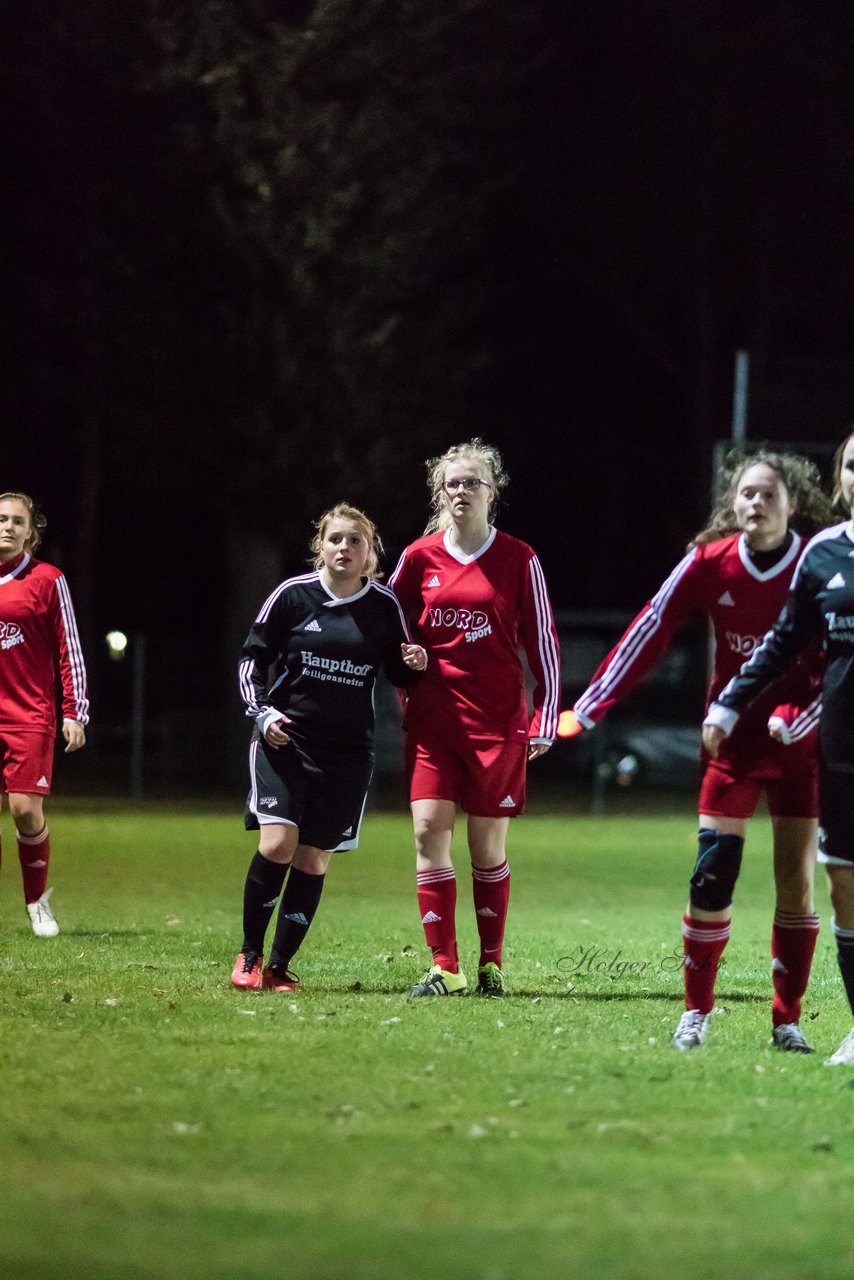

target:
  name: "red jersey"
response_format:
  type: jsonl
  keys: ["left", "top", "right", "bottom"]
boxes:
{"left": 0, "top": 551, "right": 89, "bottom": 732}
{"left": 389, "top": 527, "right": 560, "bottom": 744}
{"left": 574, "top": 532, "right": 819, "bottom": 775}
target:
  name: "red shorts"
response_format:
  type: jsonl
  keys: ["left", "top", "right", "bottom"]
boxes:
{"left": 698, "top": 756, "right": 818, "bottom": 820}
{"left": 0, "top": 730, "right": 54, "bottom": 795}
{"left": 406, "top": 733, "right": 527, "bottom": 817}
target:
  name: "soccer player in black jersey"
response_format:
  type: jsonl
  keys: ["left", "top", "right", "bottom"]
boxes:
{"left": 233, "top": 503, "right": 426, "bottom": 992}
{"left": 705, "top": 431, "right": 854, "bottom": 1065}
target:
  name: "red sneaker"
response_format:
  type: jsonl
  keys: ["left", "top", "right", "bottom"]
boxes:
{"left": 231, "top": 951, "right": 263, "bottom": 990}
{"left": 261, "top": 966, "right": 300, "bottom": 993}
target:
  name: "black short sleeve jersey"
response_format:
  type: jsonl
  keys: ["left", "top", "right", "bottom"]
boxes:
{"left": 238, "top": 572, "right": 420, "bottom": 750}
{"left": 716, "top": 522, "right": 854, "bottom": 770}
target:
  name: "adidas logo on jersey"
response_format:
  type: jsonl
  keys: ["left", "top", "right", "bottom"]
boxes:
{"left": 827, "top": 573, "right": 846, "bottom": 589}
{"left": 717, "top": 591, "right": 736, "bottom": 607}
{"left": 425, "top": 575, "right": 441, "bottom": 588}
{"left": 421, "top": 910, "right": 442, "bottom": 923}
{"left": 36, "top": 776, "right": 49, "bottom": 788}
{"left": 304, "top": 619, "right": 322, "bottom": 632}
{"left": 499, "top": 795, "right": 516, "bottom": 808}
{"left": 477, "top": 906, "right": 498, "bottom": 918}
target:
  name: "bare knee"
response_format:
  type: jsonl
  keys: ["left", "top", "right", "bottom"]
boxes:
{"left": 292, "top": 845, "right": 332, "bottom": 876}
{"left": 774, "top": 864, "right": 814, "bottom": 913}
{"left": 258, "top": 823, "right": 297, "bottom": 864}
{"left": 467, "top": 816, "right": 509, "bottom": 869}
{"left": 827, "top": 866, "right": 854, "bottom": 928}
{"left": 8, "top": 794, "right": 45, "bottom": 834}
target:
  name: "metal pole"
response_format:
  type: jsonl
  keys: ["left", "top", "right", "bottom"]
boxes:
{"left": 131, "top": 633, "right": 146, "bottom": 800}
{"left": 731, "top": 349, "right": 749, "bottom": 446}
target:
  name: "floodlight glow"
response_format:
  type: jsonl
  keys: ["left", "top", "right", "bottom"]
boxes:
{"left": 106, "top": 630, "right": 129, "bottom": 660}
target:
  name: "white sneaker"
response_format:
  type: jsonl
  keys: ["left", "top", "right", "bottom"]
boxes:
{"left": 772, "top": 1022, "right": 814, "bottom": 1054}
{"left": 672, "top": 1009, "right": 711, "bottom": 1051}
{"left": 824, "top": 1026, "right": 854, "bottom": 1066}
{"left": 27, "top": 887, "right": 59, "bottom": 938}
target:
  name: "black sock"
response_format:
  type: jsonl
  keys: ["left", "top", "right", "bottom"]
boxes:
{"left": 268, "top": 867, "right": 326, "bottom": 970}
{"left": 242, "top": 851, "right": 288, "bottom": 955}
{"left": 833, "top": 919, "right": 854, "bottom": 1016}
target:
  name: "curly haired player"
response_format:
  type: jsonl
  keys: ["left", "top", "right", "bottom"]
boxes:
{"left": 575, "top": 451, "right": 833, "bottom": 1052}
{"left": 706, "top": 432, "right": 854, "bottom": 1066}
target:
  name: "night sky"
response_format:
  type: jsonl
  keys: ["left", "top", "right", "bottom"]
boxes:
{"left": 5, "top": 1, "right": 854, "bottom": 774}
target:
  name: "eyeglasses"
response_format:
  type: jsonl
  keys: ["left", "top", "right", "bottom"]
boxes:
{"left": 443, "top": 477, "right": 489, "bottom": 494}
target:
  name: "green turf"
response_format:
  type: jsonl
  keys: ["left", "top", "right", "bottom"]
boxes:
{"left": 1, "top": 805, "right": 852, "bottom": 1280}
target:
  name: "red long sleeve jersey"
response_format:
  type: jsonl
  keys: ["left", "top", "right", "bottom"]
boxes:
{"left": 574, "top": 533, "right": 820, "bottom": 774}
{"left": 389, "top": 528, "right": 560, "bottom": 744}
{"left": 0, "top": 552, "right": 89, "bottom": 732}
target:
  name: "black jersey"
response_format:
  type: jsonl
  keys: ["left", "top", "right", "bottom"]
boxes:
{"left": 238, "top": 571, "right": 421, "bottom": 750}
{"left": 714, "top": 522, "right": 854, "bottom": 770}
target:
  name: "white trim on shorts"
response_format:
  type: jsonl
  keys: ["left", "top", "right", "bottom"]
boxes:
{"left": 328, "top": 778, "right": 372, "bottom": 853}
{"left": 247, "top": 738, "right": 299, "bottom": 827}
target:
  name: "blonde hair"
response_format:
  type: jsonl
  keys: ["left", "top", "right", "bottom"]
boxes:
{"left": 689, "top": 449, "right": 833, "bottom": 548}
{"left": 0, "top": 491, "right": 46, "bottom": 553}
{"left": 831, "top": 429, "right": 854, "bottom": 513}
{"left": 310, "top": 503, "right": 384, "bottom": 579}
{"left": 424, "top": 437, "right": 509, "bottom": 534}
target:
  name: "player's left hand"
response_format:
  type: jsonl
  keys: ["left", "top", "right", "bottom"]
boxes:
{"left": 401, "top": 644, "right": 428, "bottom": 671}
{"left": 62, "top": 719, "right": 86, "bottom": 753}
{"left": 528, "top": 742, "right": 551, "bottom": 761}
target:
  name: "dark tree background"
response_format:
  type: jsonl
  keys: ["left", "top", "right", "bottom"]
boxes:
{"left": 5, "top": 0, "right": 854, "bottom": 784}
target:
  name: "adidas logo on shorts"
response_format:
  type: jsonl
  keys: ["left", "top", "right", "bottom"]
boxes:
{"left": 36, "top": 776, "right": 49, "bottom": 788}
{"left": 499, "top": 795, "right": 515, "bottom": 808}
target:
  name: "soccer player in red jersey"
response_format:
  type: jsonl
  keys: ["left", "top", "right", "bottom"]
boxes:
{"left": 705, "top": 431, "right": 854, "bottom": 1066}
{"left": 389, "top": 439, "right": 560, "bottom": 997}
{"left": 0, "top": 492, "right": 89, "bottom": 936}
{"left": 574, "top": 452, "right": 833, "bottom": 1051}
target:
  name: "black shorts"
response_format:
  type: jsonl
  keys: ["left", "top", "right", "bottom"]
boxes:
{"left": 244, "top": 734, "right": 373, "bottom": 853}
{"left": 817, "top": 765, "right": 854, "bottom": 867}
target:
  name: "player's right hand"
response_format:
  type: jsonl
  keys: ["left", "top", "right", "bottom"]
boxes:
{"left": 702, "top": 724, "right": 727, "bottom": 759}
{"left": 264, "top": 717, "right": 292, "bottom": 749}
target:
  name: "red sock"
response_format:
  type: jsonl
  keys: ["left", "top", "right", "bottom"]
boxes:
{"left": 17, "top": 825, "right": 50, "bottom": 904}
{"left": 416, "top": 867, "right": 458, "bottom": 972}
{"left": 472, "top": 860, "right": 510, "bottom": 967}
{"left": 771, "top": 910, "right": 819, "bottom": 1027}
{"left": 682, "top": 915, "right": 730, "bottom": 1015}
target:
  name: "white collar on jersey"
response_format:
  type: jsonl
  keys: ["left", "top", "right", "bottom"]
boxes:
{"left": 442, "top": 525, "right": 497, "bottom": 565}
{"left": 317, "top": 570, "right": 372, "bottom": 607}
{"left": 0, "top": 551, "right": 30, "bottom": 585}
{"left": 737, "top": 530, "right": 802, "bottom": 582}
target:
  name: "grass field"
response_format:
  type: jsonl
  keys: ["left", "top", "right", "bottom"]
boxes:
{"left": 1, "top": 801, "right": 852, "bottom": 1280}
